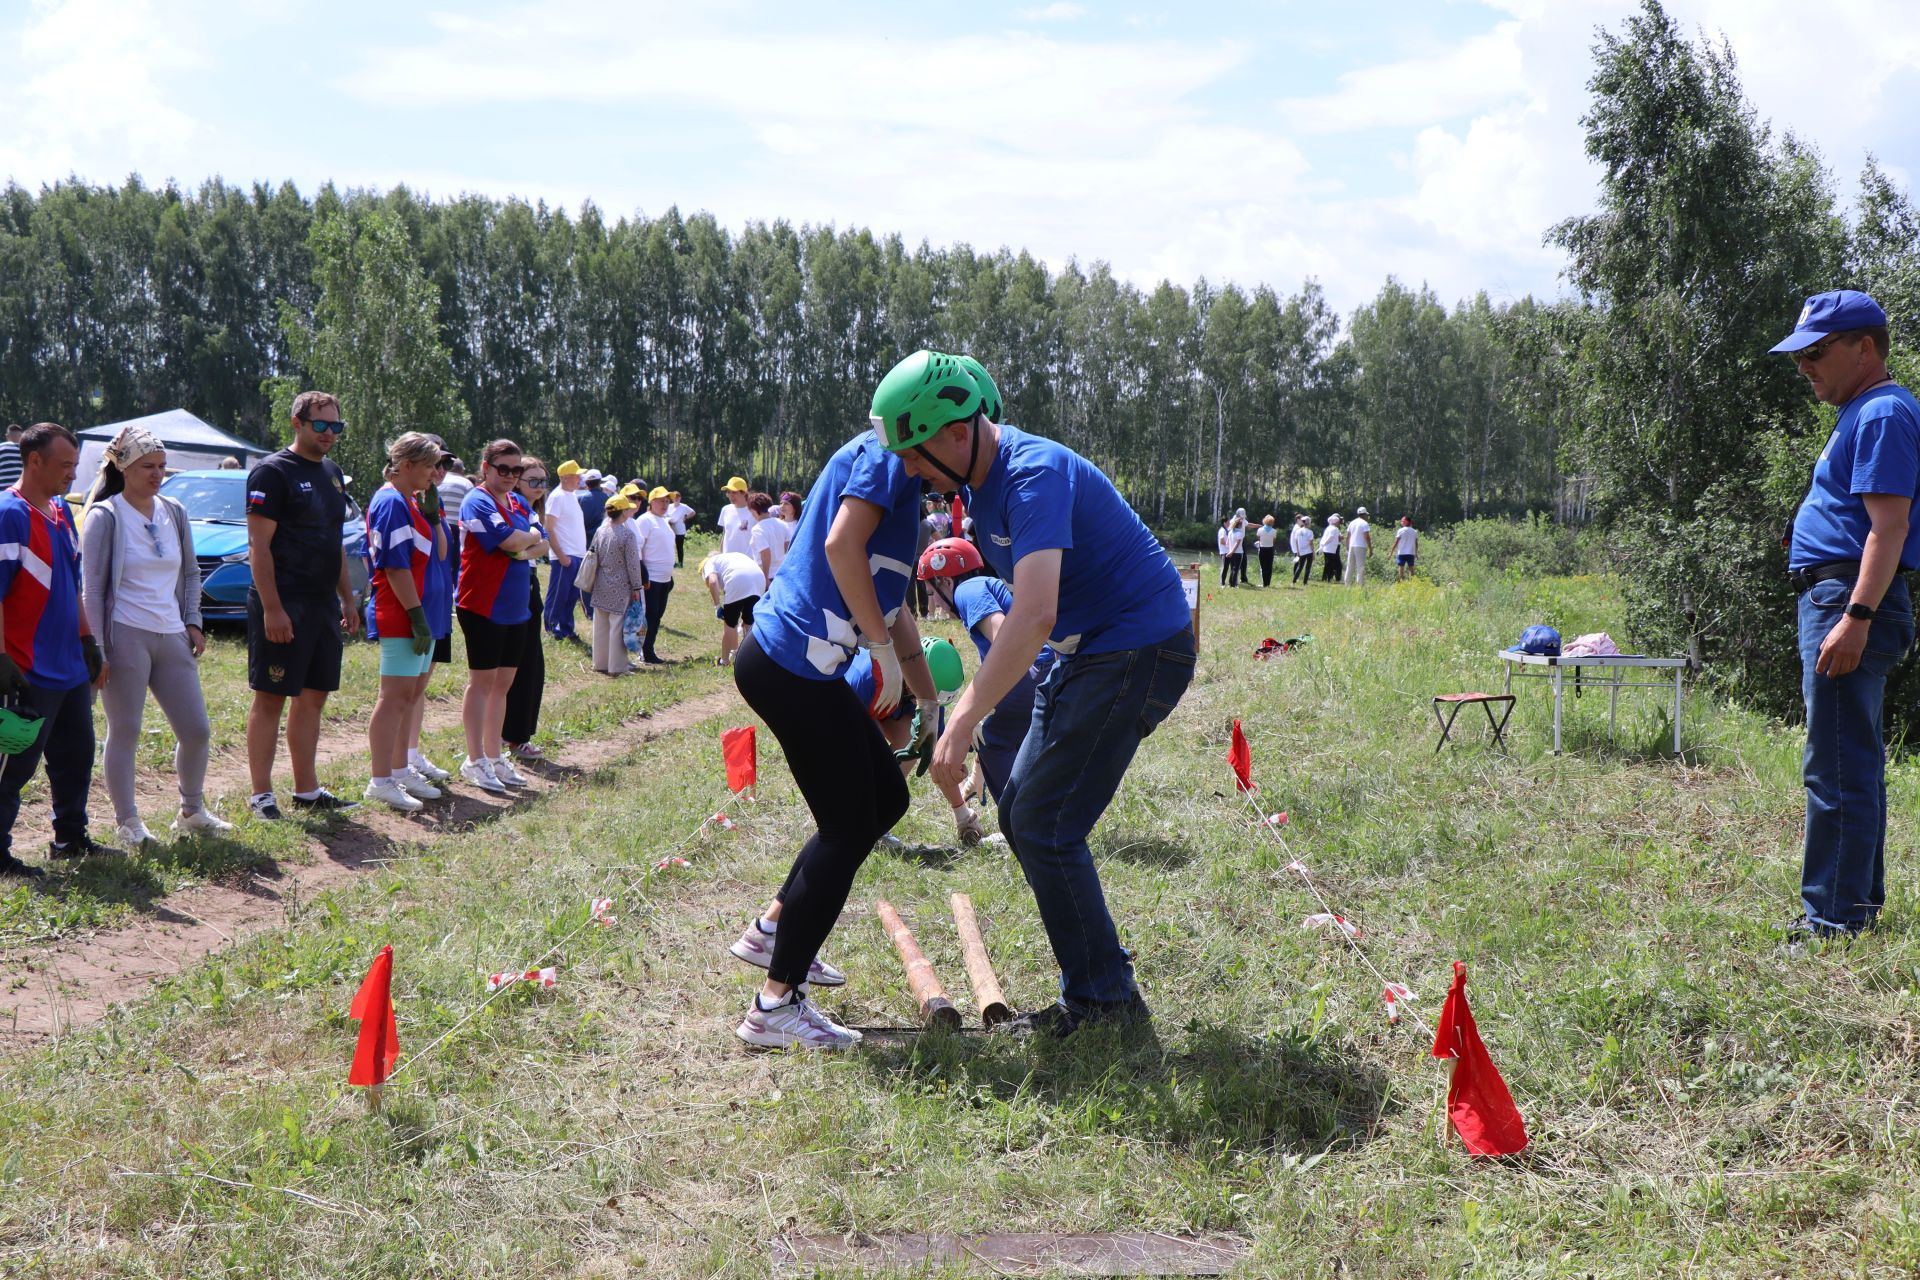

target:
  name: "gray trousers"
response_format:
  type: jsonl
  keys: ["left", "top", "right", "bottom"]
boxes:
{"left": 102, "top": 624, "right": 211, "bottom": 824}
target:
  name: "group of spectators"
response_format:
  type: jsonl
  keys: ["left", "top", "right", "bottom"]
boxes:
{"left": 1219, "top": 507, "right": 1420, "bottom": 588}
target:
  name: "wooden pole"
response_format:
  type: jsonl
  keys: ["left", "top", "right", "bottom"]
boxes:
{"left": 949, "top": 893, "right": 1013, "bottom": 1027}
{"left": 874, "top": 900, "right": 961, "bottom": 1029}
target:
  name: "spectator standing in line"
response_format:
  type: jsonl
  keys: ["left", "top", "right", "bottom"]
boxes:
{"left": 1216, "top": 518, "right": 1234, "bottom": 586}
{"left": 1394, "top": 517, "right": 1419, "bottom": 580}
{"left": 404, "top": 447, "right": 456, "bottom": 786}
{"left": 701, "top": 550, "right": 765, "bottom": 667}
{"left": 588, "top": 493, "right": 644, "bottom": 676}
{"left": 1319, "top": 514, "right": 1343, "bottom": 582}
{"left": 0, "top": 425, "right": 23, "bottom": 490}
{"left": 1345, "top": 506, "right": 1373, "bottom": 587}
{"left": 718, "top": 476, "right": 755, "bottom": 557}
{"left": 244, "top": 391, "right": 358, "bottom": 820}
{"left": 668, "top": 490, "right": 695, "bottom": 567}
{"left": 438, "top": 456, "right": 473, "bottom": 594}
{"left": 779, "top": 491, "right": 803, "bottom": 541}
{"left": 455, "top": 439, "right": 547, "bottom": 796}
{"left": 1774, "top": 289, "right": 1920, "bottom": 943}
{"left": 542, "top": 460, "right": 586, "bottom": 641}
{"left": 0, "top": 424, "right": 107, "bottom": 875}
{"left": 1290, "top": 514, "right": 1315, "bottom": 586}
{"left": 576, "top": 470, "right": 608, "bottom": 621}
{"left": 82, "top": 424, "right": 228, "bottom": 846}
{"left": 633, "top": 487, "right": 678, "bottom": 666}
{"left": 1254, "top": 515, "right": 1278, "bottom": 587}
{"left": 361, "top": 434, "right": 444, "bottom": 812}
{"left": 749, "top": 490, "right": 789, "bottom": 583}
{"left": 503, "top": 459, "right": 553, "bottom": 763}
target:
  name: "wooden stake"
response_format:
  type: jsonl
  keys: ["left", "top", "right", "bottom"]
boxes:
{"left": 949, "top": 893, "right": 1013, "bottom": 1027}
{"left": 874, "top": 900, "right": 961, "bottom": 1029}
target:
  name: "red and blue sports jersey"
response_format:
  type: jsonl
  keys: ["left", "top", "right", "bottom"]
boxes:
{"left": 457, "top": 487, "right": 532, "bottom": 625}
{"left": 0, "top": 488, "right": 86, "bottom": 689}
{"left": 366, "top": 484, "right": 432, "bottom": 639}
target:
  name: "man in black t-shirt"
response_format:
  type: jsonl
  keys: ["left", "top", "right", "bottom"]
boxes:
{"left": 244, "top": 390, "right": 358, "bottom": 819}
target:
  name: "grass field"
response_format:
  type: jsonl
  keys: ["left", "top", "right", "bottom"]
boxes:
{"left": 5, "top": 535, "right": 1920, "bottom": 1278}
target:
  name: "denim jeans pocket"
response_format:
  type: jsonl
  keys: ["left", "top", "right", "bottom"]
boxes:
{"left": 1136, "top": 644, "right": 1197, "bottom": 738}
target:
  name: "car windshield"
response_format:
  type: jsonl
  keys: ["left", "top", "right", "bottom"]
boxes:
{"left": 161, "top": 474, "right": 245, "bottom": 522}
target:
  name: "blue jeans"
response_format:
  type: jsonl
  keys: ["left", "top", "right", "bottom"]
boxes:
{"left": 544, "top": 559, "right": 581, "bottom": 638}
{"left": 999, "top": 626, "right": 1196, "bottom": 1006}
{"left": 1799, "top": 575, "right": 1915, "bottom": 932}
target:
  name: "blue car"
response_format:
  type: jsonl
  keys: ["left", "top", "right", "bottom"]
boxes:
{"left": 160, "top": 469, "right": 370, "bottom": 623}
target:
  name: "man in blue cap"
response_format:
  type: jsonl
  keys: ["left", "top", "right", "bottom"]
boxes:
{"left": 1777, "top": 290, "right": 1919, "bottom": 943}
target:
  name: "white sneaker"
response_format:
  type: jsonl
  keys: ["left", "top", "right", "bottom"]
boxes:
{"left": 365, "top": 778, "right": 424, "bottom": 812}
{"left": 735, "top": 991, "right": 862, "bottom": 1050}
{"left": 114, "top": 820, "right": 156, "bottom": 847}
{"left": 395, "top": 766, "right": 443, "bottom": 801}
{"left": 490, "top": 756, "right": 529, "bottom": 787}
{"left": 172, "top": 807, "right": 234, "bottom": 835}
{"left": 459, "top": 758, "right": 507, "bottom": 794}
{"left": 409, "top": 754, "right": 452, "bottom": 783}
{"left": 728, "top": 920, "right": 848, "bottom": 986}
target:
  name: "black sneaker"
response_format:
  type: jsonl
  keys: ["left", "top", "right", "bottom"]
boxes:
{"left": 998, "top": 992, "right": 1154, "bottom": 1039}
{"left": 48, "top": 836, "right": 121, "bottom": 861}
{"left": 642, "top": 654, "right": 666, "bottom": 666}
{"left": 1781, "top": 913, "right": 1861, "bottom": 956}
{"left": 249, "top": 793, "right": 284, "bottom": 821}
{"left": 0, "top": 851, "right": 44, "bottom": 879}
{"left": 291, "top": 789, "right": 358, "bottom": 812}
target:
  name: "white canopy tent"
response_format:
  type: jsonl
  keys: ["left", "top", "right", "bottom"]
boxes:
{"left": 75, "top": 409, "right": 273, "bottom": 494}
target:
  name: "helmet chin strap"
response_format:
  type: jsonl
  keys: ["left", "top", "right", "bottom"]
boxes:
{"left": 913, "top": 418, "right": 981, "bottom": 495}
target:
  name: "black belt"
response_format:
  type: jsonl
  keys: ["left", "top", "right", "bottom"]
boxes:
{"left": 1789, "top": 561, "right": 1861, "bottom": 593}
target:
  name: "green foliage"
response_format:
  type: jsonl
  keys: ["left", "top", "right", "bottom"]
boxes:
{"left": 1439, "top": 513, "right": 1597, "bottom": 581}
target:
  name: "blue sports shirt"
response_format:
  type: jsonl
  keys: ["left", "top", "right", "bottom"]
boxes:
{"left": 1792, "top": 384, "right": 1920, "bottom": 570}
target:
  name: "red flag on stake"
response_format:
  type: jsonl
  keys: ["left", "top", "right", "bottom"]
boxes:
{"left": 950, "top": 495, "right": 965, "bottom": 533}
{"left": 1430, "top": 961, "right": 1528, "bottom": 1156}
{"left": 348, "top": 945, "right": 399, "bottom": 1088}
{"left": 722, "top": 726, "right": 757, "bottom": 794}
{"left": 1227, "top": 719, "right": 1254, "bottom": 792}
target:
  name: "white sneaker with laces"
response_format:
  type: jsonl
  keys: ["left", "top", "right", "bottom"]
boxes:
{"left": 172, "top": 807, "right": 234, "bottom": 835}
{"left": 490, "top": 756, "right": 529, "bottom": 787}
{"left": 459, "top": 758, "right": 507, "bottom": 794}
{"left": 728, "top": 921, "right": 847, "bottom": 986}
{"left": 364, "top": 778, "right": 425, "bottom": 812}
{"left": 395, "top": 766, "right": 443, "bottom": 801}
{"left": 114, "top": 820, "right": 156, "bottom": 847}
{"left": 735, "top": 991, "right": 863, "bottom": 1050}
{"left": 409, "top": 754, "right": 452, "bottom": 783}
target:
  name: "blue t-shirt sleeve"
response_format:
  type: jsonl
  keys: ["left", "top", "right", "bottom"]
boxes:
{"left": 369, "top": 492, "right": 416, "bottom": 570}
{"left": 1851, "top": 399, "right": 1920, "bottom": 499}
{"left": 956, "top": 578, "right": 1010, "bottom": 639}
{"left": 843, "top": 440, "right": 908, "bottom": 509}
{"left": 1005, "top": 461, "right": 1074, "bottom": 563}
{"left": 0, "top": 504, "right": 25, "bottom": 595}
{"left": 461, "top": 491, "right": 515, "bottom": 551}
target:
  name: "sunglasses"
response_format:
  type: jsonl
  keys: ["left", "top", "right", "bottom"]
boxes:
{"left": 491, "top": 463, "right": 526, "bottom": 478}
{"left": 143, "top": 520, "right": 164, "bottom": 556}
{"left": 1793, "top": 335, "right": 1851, "bottom": 364}
{"left": 523, "top": 475, "right": 548, "bottom": 486}
{"left": 306, "top": 418, "right": 346, "bottom": 434}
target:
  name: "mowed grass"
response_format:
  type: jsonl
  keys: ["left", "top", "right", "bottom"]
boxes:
{"left": 6, "top": 535, "right": 1920, "bottom": 1277}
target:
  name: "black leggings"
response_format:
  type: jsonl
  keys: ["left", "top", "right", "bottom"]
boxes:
{"left": 503, "top": 578, "right": 545, "bottom": 744}
{"left": 734, "top": 633, "right": 909, "bottom": 986}
{"left": 1322, "top": 551, "right": 1341, "bottom": 582}
{"left": 1292, "top": 552, "right": 1312, "bottom": 584}
{"left": 1258, "top": 546, "right": 1274, "bottom": 586}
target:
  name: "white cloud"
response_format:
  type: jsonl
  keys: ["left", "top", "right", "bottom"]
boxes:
{"left": 1277, "top": 23, "right": 1528, "bottom": 134}
{"left": 1016, "top": 2, "right": 1088, "bottom": 20}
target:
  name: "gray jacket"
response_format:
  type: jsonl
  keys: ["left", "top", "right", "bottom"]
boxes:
{"left": 588, "top": 519, "right": 644, "bottom": 611}
{"left": 81, "top": 495, "right": 204, "bottom": 646}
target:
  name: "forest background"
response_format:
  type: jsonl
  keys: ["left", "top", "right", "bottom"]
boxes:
{"left": 2, "top": 3, "right": 1920, "bottom": 721}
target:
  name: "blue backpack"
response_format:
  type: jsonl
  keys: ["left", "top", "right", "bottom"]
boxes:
{"left": 1511, "top": 624, "right": 1562, "bottom": 656}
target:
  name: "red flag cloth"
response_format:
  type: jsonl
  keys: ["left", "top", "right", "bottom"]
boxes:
{"left": 722, "top": 726, "right": 757, "bottom": 792}
{"left": 348, "top": 945, "right": 399, "bottom": 1088}
{"left": 1430, "top": 961, "right": 1528, "bottom": 1156}
{"left": 1228, "top": 719, "right": 1253, "bottom": 792}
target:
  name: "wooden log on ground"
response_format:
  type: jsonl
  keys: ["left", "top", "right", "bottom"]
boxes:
{"left": 873, "top": 900, "right": 962, "bottom": 1029}
{"left": 949, "top": 893, "right": 1013, "bottom": 1027}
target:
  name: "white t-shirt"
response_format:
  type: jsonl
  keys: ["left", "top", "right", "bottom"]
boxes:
{"left": 750, "top": 514, "right": 790, "bottom": 576}
{"left": 1217, "top": 526, "right": 1232, "bottom": 557}
{"left": 1347, "top": 517, "right": 1371, "bottom": 550}
{"left": 717, "top": 501, "right": 755, "bottom": 556}
{"left": 780, "top": 516, "right": 798, "bottom": 540}
{"left": 702, "top": 551, "right": 766, "bottom": 604}
{"left": 110, "top": 494, "right": 183, "bottom": 633}
{"left": 1254, "top": 524, "right": 1277, "bottom": 548}
{"left": 1289, "top": 525, "right": 1314, "bottom": 555}
{"left": 668, "top": 502, "right": 693, "bottom": 535}
{"left": 1320, "top": 525, "right": 1342, "bottom": 554}
{"left": 633, "top": 510, "right": 677, "bottom": 580}
{"left": 1394, "top": 526, "right": 1418, "bottom": 555}
{"left": 543, "top": 487, "right": 587, "bottom": 557}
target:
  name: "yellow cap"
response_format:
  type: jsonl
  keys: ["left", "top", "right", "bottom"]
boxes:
{"left": 556, "top": 460, "right": 582, "bottom": 477}
{"left": 605, "top": 494, "right": 635, "bottom": 514}
{"left": 724, "top": 476, "right": 749, "bottom": 493}
{"left": 649, "top": 485, "right": 671, "bottom": 501}
{"left": 620, "top": 482, "right": 643, "bottom": 499}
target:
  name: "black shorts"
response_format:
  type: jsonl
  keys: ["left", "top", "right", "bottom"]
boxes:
{"left": 719, "top": 596, "right": 759, "bottom": 629}
{"left": 248, "top": 591, "right": 344, "bottom": 696}
{"left": 458, "top": 607, "right": 528, "bottom": 671}
{"left": 432, "top": 634, "right": 452, "bottom": 665}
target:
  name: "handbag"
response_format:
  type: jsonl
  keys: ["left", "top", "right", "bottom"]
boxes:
{"left": 574, "top": 541, "right": 599, "bottom": 593}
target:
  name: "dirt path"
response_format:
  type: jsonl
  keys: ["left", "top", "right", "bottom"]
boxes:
{"left": 1, "top": 688, "right": 739, "bottom": 1052}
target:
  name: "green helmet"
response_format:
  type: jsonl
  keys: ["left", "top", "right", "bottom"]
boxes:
{"left": 870, "top": 350, "right": 983, "bottom": 453}
{"left": 0, "top": 706, "right": 44, "bottom": 756}
{"left": 956, "top": 355, "right": 1001, "bottom": 422}
{"left": 922, "top": 636, "right": 966, "bottom": 701}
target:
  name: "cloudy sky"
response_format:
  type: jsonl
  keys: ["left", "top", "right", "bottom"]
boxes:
{"left": 3, "top": 0, "right": 1916, "bottom": 314}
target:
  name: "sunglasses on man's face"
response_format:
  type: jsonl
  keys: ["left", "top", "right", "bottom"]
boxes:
{"left": 306, "top": 418, "right": 346, "bottom": 434}
{"left": 1794, "top": 335, "right": 1850, "bottom": 364}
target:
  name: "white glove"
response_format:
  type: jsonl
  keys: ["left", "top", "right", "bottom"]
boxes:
{"left": 867, "top": 641, "right": 904, "bottom": 717}
{"left": 971, "top": 712, "right": 992, "bottom": 752}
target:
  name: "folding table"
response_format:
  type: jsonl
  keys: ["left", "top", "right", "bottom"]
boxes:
{"left": 1498, "top": 651, "right": 1690, "bottom": 755}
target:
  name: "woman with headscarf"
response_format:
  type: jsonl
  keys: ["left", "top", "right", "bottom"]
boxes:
{"left": 80, "top": 425, "right": 229, "bottom": 845}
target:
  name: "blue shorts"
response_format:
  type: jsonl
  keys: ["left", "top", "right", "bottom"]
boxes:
{"left": 1396, "top": 554, "right": 1415, "bottom": 567}
{"left": 378, "top": 636, "right": 434, "bottom": 678}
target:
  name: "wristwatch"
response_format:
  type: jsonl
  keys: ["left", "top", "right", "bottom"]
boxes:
{"left": 1846, "top": 601, "right": 1876, "bottom": 622}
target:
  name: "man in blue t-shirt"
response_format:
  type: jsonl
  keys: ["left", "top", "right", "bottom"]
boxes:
{"left": 874, "top": 349, "right": 1195, "bottom": 1037}
{"left": 1777, "top": 290, "right": 1920, "bottom": 943}
{"left": 0, "top": 424, "right": 107, "bottom": 876}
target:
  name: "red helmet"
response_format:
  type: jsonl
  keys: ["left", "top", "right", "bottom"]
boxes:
{"left": 917, "top": 537, "right": 985, "bottom": 580}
